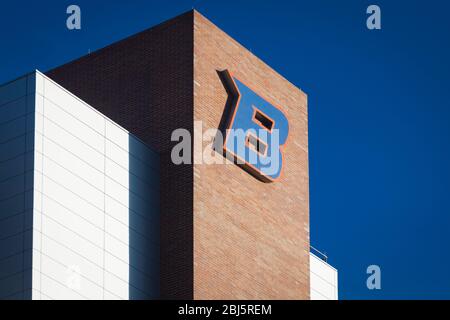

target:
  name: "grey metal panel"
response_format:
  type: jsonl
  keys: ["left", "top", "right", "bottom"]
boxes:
{"left": 0, "top": 97, "right": 27, "bottom": 124}
{"left": 0, "top": 77, "right": 27, "bottom": 107}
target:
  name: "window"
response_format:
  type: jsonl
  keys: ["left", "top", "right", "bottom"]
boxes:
{"left": 246, "top": 133, "right": 268, "bottom": 156}
{"left": 253, "top": 109, "right": 274, "bottom": 132}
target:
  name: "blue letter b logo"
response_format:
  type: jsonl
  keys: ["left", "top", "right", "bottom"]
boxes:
{"left": 220, "top": 70, "right": 289, "bottom": 182}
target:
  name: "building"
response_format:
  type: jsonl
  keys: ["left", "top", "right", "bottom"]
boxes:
{"left": 0, "top": 71, "right": 159, "bottom": 299}
{"left": 0, "top": 10, "right": 337, "bottom": 300}
{"left": 310, "top": 249, "right": 338, "bottom": 300}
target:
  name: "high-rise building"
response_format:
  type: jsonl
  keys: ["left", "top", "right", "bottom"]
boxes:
{"left": 0, "top": 10, "right": 337, "bottom": 300}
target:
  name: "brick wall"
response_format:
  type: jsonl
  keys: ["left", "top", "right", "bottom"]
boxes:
{"left": 46, "top": 9, "right": 310, "bottom": 300}
{"left": 193, "top": 11, "right": 310, "bottom": 299}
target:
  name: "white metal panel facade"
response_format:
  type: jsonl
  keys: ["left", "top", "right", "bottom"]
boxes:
{"left": 310, "top": 252, "right": 338, "bottom": 300}
{"left": 0, "top": 71, "right": 160, "bottom": 300}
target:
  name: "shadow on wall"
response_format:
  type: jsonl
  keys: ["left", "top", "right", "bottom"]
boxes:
{"left": 0, "top": 81, "right": 34, "bottom": 300}
{"left": 128, "top": 135, "right": 160, "bottom": 300}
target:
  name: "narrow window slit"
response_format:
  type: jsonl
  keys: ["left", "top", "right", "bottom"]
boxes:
{"left": 246, "top": 134, "right": 268, "bottom": 156}
{"left": 253, "top": 110, "right": 274, "bottom": 131}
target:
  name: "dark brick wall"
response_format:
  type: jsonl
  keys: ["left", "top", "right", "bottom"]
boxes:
{"left": 46, "top": 11, "right": 194, "bottom": 300}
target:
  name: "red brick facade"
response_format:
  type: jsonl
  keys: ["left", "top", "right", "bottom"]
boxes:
{"left": 193, "top": 12, "right": 309, "bottom": 299}
{"left": 47, "top": 10, "right": 309, "bottom": 300}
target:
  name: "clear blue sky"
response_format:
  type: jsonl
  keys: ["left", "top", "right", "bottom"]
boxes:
{"left": 1, "top": 0, "right": 450, "bottom": 299}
